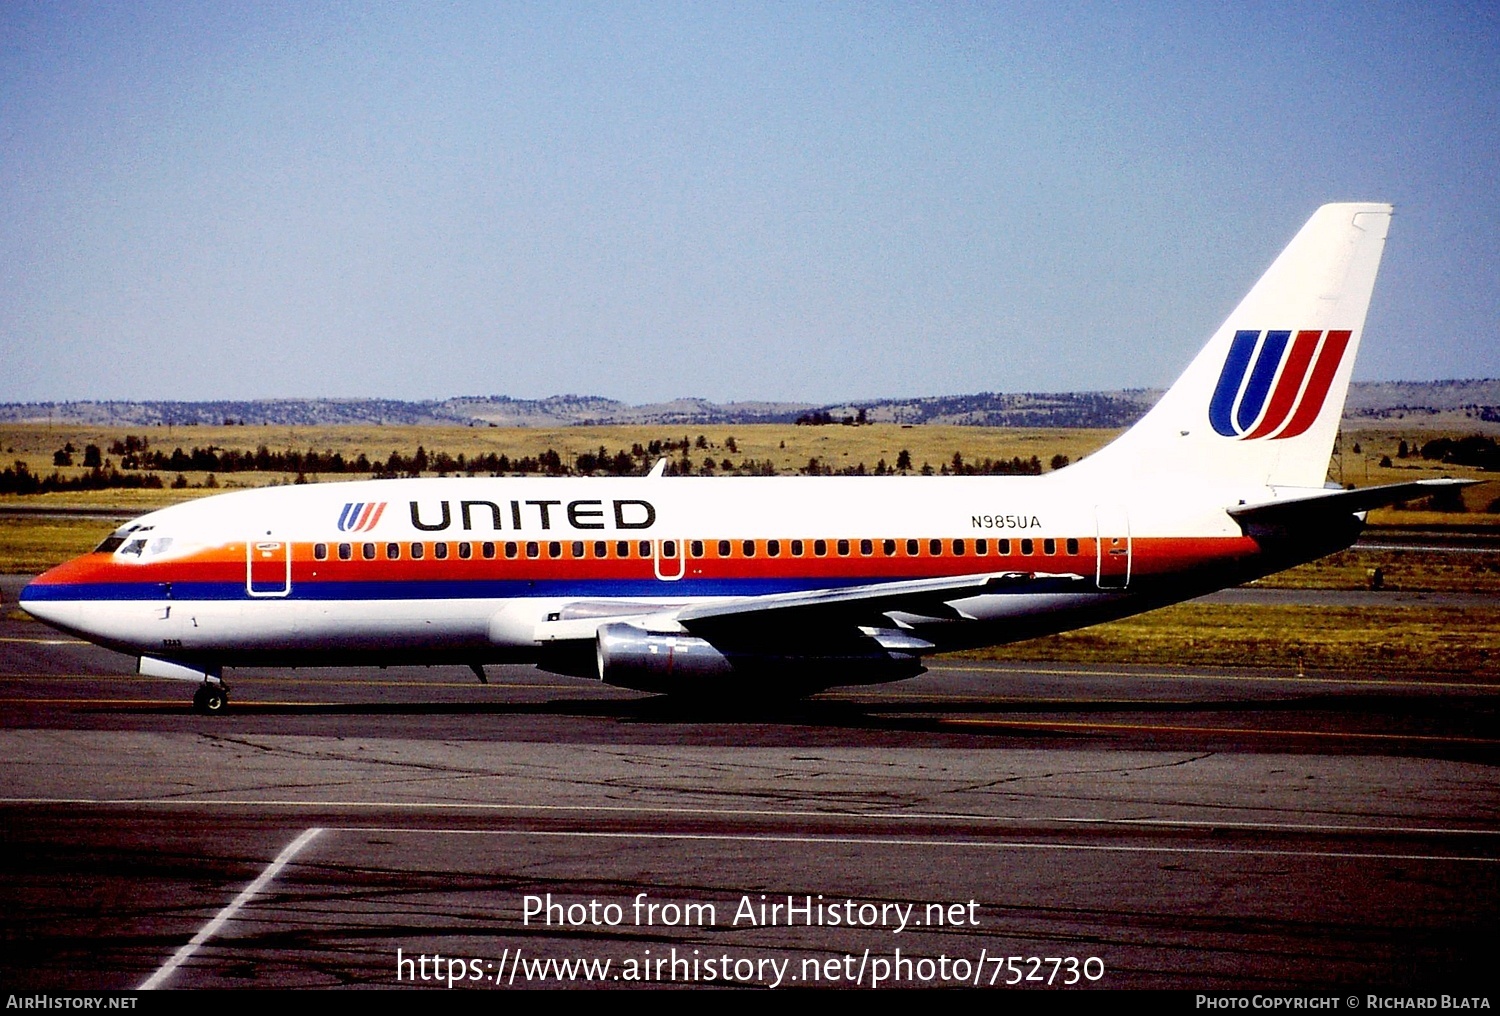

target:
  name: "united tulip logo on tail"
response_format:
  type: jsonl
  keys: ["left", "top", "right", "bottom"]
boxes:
{"left": 337, "top": 502, "right": 387, "bottom": 532}
{"left": 1208, "top": 329, "right": 1352, "bottom": 439}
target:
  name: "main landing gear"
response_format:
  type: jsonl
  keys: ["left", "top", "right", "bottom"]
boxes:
{"left": 192, "top": 681, "right": 229, "bottom": 714}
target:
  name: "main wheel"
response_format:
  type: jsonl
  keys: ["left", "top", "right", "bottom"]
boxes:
{"left": 192, "top": 684, "right": 227, "bottom": 714}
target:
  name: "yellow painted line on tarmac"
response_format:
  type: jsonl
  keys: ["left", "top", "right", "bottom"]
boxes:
{"left": 0, "top": 636, "right": 89, "bottom": 645}
{"left": 0, "top": 698, "right": 181, "bottom": 705}
{"left": 224, "top": 679, "right": 593, "bottom": 691}
{"left": 0, "top": 673, "right": 596, "bottom": 691}
{"left": 0, "top": 674, "right": 143, "bottom": 681}
{"left": 938, "top": 717, "right": 1500, "bottom": 744}
{"left": 0, "top": 697, "right": 343, "bottom": 707}
{"left": 822, "top": 685, "right": 1139, "bottom": 704}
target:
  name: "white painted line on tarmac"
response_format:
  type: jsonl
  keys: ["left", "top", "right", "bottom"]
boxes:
{"left": 2, "top": 796, "right": 1497, "bottom": 838}
{"left": 922, "top": 663, "right": 1498, "bottom": 690}
{"left": 137, "top": 826, "right": 323, "bottom": 990}
{"left": 334, "top": 824, "right": 1500, "bottom": 865}
{"left": 938, "top": 717, "right": 1500, "bottom": 744}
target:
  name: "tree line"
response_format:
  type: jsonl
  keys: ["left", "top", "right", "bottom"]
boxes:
{"left": 9, "top": 432, "right": 1077, "bottom": 495}
{"left": 1, "top": 460, "right": 165, "bottom": 495}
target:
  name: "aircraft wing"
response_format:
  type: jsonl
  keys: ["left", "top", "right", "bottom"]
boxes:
{"left": 531, "top": 569, "right": 1087, "bottom": 645}
{"left": 674, "top": 570, "right": 1083, "bottom": 632}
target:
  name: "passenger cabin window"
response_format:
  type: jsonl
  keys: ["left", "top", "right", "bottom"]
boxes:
{"left": 767, "top": 540, "right": 781, "bottom": 557}
{"left": 505, "top": 542, "right": 518, "bottom": 559}
{"left": 362, "top": 543, "right": 376, "bottom": 560}
{"left": 434, "top": 543, "right": 449, "bottom": 560}
{"left": 572, "top": 541, "right": 585, "bottom": 558}
{"left": 410, "top": 543, "right": 425, "bottom": 560}
{"left": 638, "top": 540, "right": 651, "bottom": 558}
{"left": 814, "top": 540, "right": 827, "bottom": 557}
{"left": 690, "top": 541, "right": 704, "bottom": 558}
{"left": 975, "top": 539, "right": 988, "bottom": 555}
{"left": 548, "top": 541, "right": 561, "bottom": 558}
{"left": 953, "top": 539, "right": 965, "bottom": 556}
{"left": 929, "top": 539, "right": 942, "bottom": 556}
{"left": 883, "top": 539, "right": 896, "bottom": 556}
{"left": 1044, "top": 538, "right": 1056, "bottom": 555}
{"left": 386, "top": 543, "right": 400, "bottom": 560}
{"left": 594, "top": 541, "right": 607, "bottom": 558}
{"left": 526, "top": 542, "right": 539, "bottom": 559}
{"left": 314, "top": 543, "right": 328, "bottom": 561}
{"left": 483, "top": 542, "right": 497, "bottom": 559}
{"left": 1066, "top": 538, "right": 1079, "bottom": 555}
{"left": 1021, "top": 539, "right": 1034, "bottom": 555}
{"left": 906, "top": 539, "right": 919, "bottom": 556}
{"left": 999, "top": 539, "right": 1011, "bottom": 555}
{"left": 742, "top": 540, "right": 756, "bottom": 558}
{"left": 458, "top": 542, "right": 472, "bottom": 559}
{"left": 859, "top": 539, "right": 873, "bottom": 556}
{"left": 837, "top": 539, "right": 850, "bottom": 556}
{"left": 791, "top": 540, "right": 804, "bottom": 556}
{"left": 617, "top": 541, "right": 631, "bottom": 558}
{"left": 338, "top": 543, "right": 352, "bottom": 561}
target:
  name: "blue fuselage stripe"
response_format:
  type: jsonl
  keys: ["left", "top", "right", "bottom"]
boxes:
{"left": 20, "top": 577, "right": 880, "bottom": 602}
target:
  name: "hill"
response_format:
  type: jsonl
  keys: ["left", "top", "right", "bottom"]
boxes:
{"left": 0, "top": 380, "right": 1494, "bottom": 430}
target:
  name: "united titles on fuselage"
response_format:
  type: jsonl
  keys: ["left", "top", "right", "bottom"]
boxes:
{"left": 408, "top": 498, "right": 657, "bottom": 533}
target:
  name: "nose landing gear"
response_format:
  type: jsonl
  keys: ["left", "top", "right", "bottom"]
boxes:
{"left": 192, "top": 681, "right": 229, "bottom": 714}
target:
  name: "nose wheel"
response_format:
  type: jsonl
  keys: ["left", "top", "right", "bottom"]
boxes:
{"left": 192, "top": 682, "right": 229, "bottom": 714}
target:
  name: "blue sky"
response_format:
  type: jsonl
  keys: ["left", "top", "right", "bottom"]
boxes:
{"left": 3, "top": 1, "right": 1497, "bottom": 404}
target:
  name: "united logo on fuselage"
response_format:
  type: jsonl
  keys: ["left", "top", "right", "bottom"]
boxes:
{"left": 1208, "top": 329, "right": 1352, "bottom": 439}
{"left": 337, "top": 502, "right": 387, "bottom": 532}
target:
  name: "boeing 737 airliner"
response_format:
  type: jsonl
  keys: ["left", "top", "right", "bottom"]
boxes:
{"left": 20, "top": 203, "right": 1467, "bottom": 711}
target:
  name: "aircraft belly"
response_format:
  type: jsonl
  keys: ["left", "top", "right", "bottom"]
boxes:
{"left": 233, "top": 598, "right": 495, "bottom": 652}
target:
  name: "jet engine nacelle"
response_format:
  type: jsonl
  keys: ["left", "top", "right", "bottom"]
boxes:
{"left": 594, "top": 622, "right": 924, "bottom": 696}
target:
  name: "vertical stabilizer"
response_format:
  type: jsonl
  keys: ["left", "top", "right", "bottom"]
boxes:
{"left": 1072, "top": 203, "right": 1392, "bottom": 489}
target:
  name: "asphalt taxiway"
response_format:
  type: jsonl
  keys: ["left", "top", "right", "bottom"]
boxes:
{"left": 1, "top": 575, "right": 1496, "bottom": 991}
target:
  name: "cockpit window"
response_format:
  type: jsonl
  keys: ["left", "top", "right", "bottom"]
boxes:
{"left": 112, "top": 527, "right": 177, "bottom": 561}
{"left": 96, "top": 522, "right": 149, "bottom": 554}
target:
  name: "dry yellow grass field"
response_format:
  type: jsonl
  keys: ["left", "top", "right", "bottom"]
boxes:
{"left": 958, "top": 602, "right": 1500, "bottom": 678}
{"left": 2, "top": 421, "right": 1495, "bottom": 507}
{"left": 2, "top": 421, "right": 1099, "bottom": 498}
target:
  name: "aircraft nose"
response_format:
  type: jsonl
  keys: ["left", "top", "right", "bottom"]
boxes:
{"left": 18, "top": 565, "right": 88, "bottom": 635}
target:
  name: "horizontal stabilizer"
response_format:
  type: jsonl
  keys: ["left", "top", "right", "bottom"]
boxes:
{"left": 1228, "top": 478, "right": 1477, "bottom": 528}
